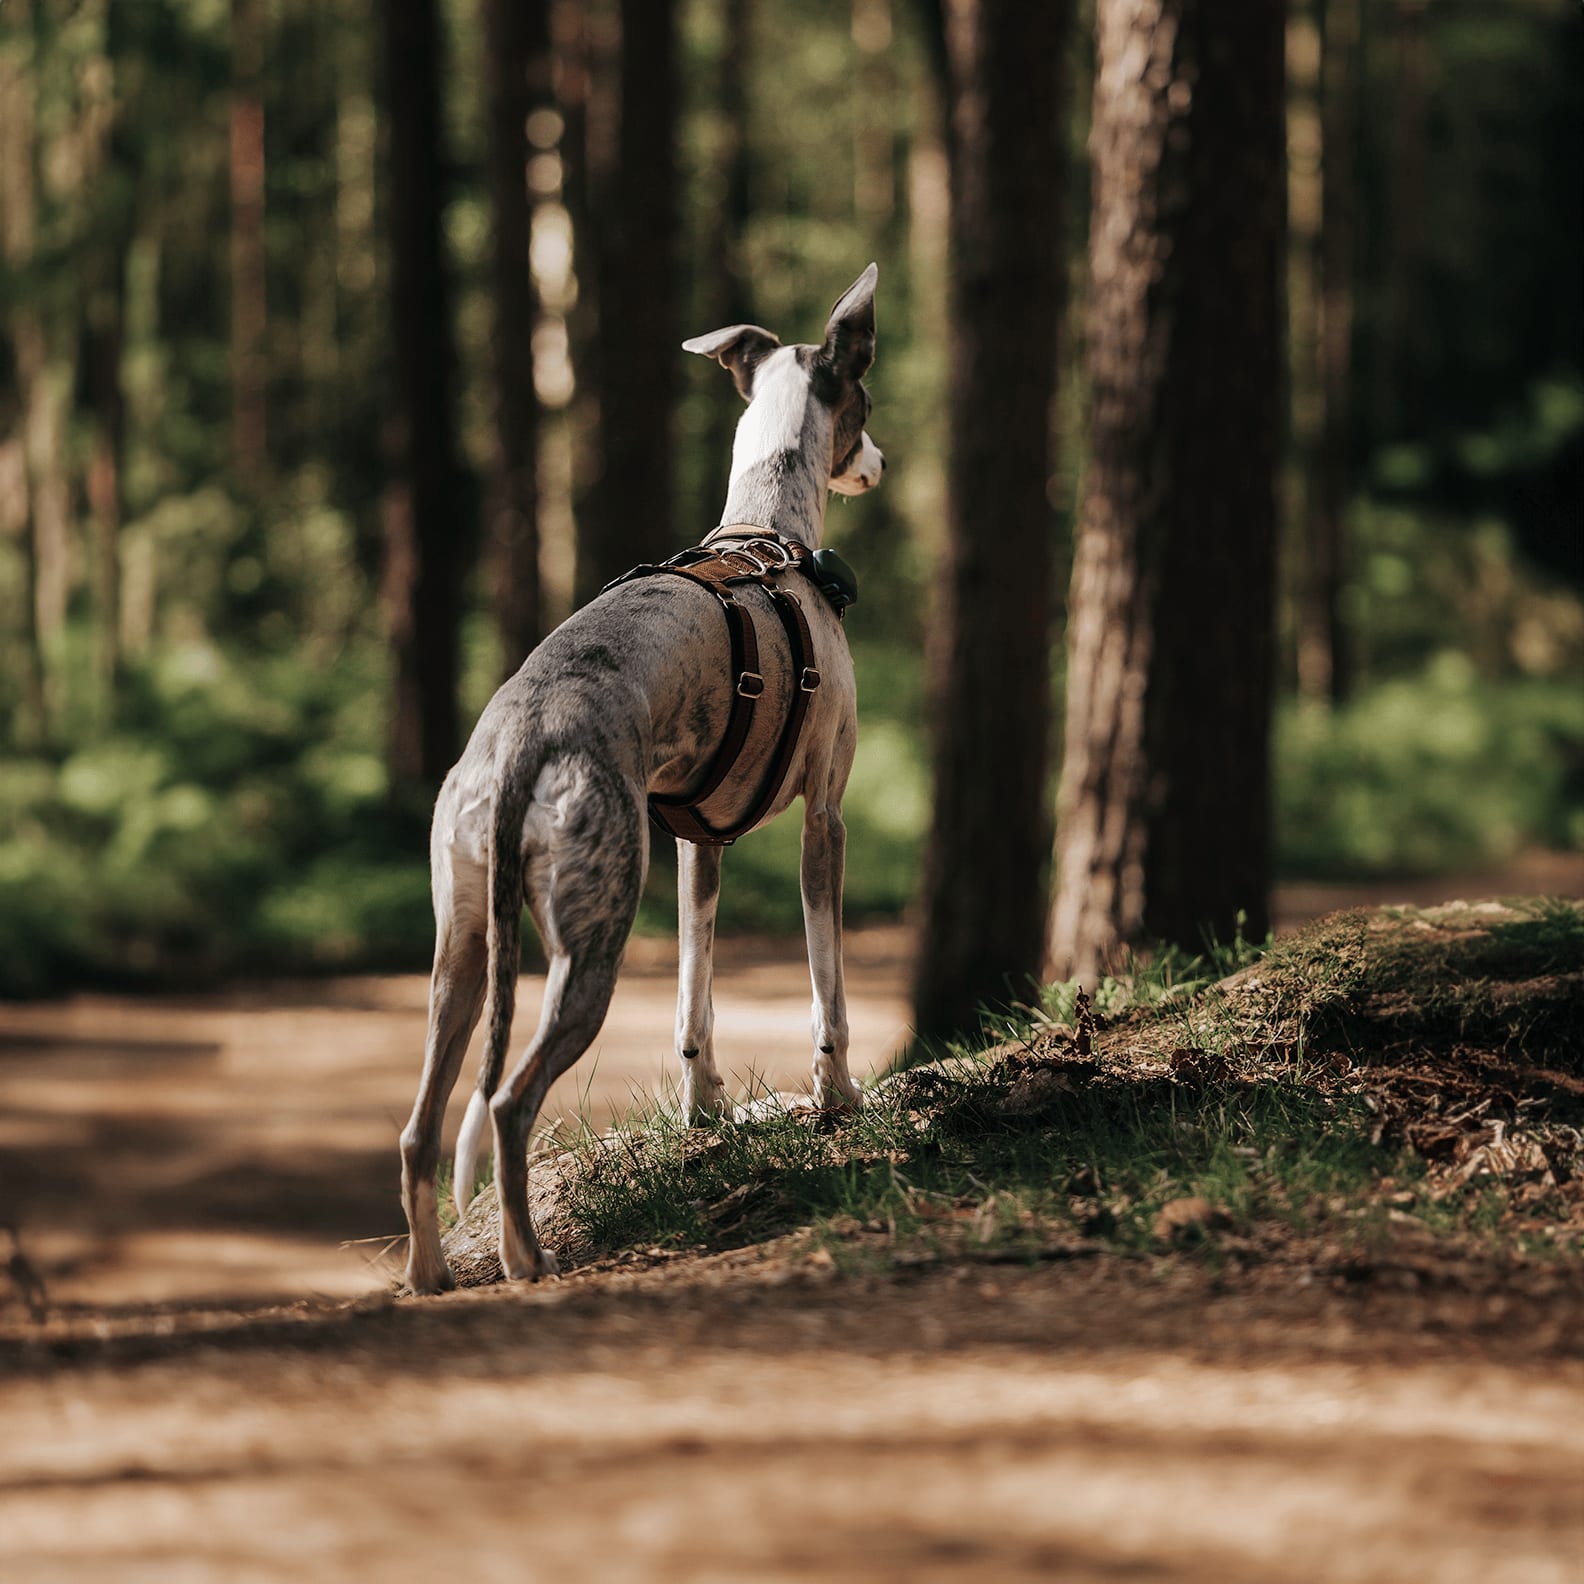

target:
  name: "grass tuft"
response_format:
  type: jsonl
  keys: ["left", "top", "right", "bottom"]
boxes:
{"left": 443, "top": 899, "right": 1584, "bottom": 1285}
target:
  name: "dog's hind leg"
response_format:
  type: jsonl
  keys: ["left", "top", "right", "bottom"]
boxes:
{"left": 490, "top": 773, "right": 646, "bottom": 1281}
{"left": 802, "top": 776, "right": 860, "bottom": 1108}
{"left": 675, "top": 838, "right": 730, "bottom": 1122}
{"left": 400, "top": 848, "right": 489, "bottom": 1294}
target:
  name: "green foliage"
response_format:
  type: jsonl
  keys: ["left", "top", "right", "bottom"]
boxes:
{"left": 0, "top": 641, "right": 433, "bottom": 995}
{"left": 1276, "top": 658, "right": 1584, "bottom": 876}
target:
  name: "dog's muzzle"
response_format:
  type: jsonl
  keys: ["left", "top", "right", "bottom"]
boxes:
{"left": 831, "top": 431, "right": 885, "bottom": 496}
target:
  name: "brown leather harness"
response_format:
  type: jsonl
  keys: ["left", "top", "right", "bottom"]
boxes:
{"left": 602, "top": 526, "right": 838, "bottom": 846}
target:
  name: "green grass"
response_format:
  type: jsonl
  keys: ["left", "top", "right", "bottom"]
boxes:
{"left": 453, "top": 900, "right": 1582, "bottom": 1279}
{"left": 550, "top": 1064, "right": 1392, "bottom": 1264}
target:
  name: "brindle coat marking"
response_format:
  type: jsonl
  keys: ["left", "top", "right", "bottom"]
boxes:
{"left": 399, "top": 265, "right": 885, "bottom": 1293}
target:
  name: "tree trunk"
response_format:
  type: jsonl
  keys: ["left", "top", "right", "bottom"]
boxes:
{"left": 573, "top": 0, "right": 679, "bottom": 603}
{"left": 699, "top": 0, "right": 753, "bottom": 506}
{"left": 84, "top": 0, "right": 138, "bottom": 725}
{"left": 1049, "top": 0, "right": 1285, "bottom": 985}
{"left": 1286, "top": 0, "right": 1322, "bottom": 696}
{"left": 381, "top": 0, "right": 466, "bottom": 788}
{"left": 555, "top": 0, "right": 613, "bottom": 601}
{"left": 483, "top": 0, "right": 552, "bottom": 677}
{"left": 1379, "top": 0, "right": 1428, "bottom": 441}
{"left": 911, "top": 0, "right": 1068, "bottom": 1041}
{"left": 84, "top": 280, "right": 127, "bottom": 724}
{"left": 1312, "top": 0, "right": 1357, "bottom": 705}
{"left": 0, "top": 37, "right": 48, "bottom": 742}
{"left": 230, "top": 0, "right": 269, "bottom": 493}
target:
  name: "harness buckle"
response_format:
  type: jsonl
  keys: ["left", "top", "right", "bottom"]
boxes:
{"left": 721, "top": 547, "right": 770, "bottom": 576}
{"left": 799, "top": 667, "right": 822, "bottom": 693}
{"left": 737, "top": 671, "right": 765, "bottom": 699}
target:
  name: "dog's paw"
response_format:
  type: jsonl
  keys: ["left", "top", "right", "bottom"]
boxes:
{"left": 812, "top": 1063, "right": 864, "bottom": 1111}
{"left": 404, "top": 1258, "right": 456, "bottom": 1297}
{"left": 679, "top": 1073, "right": 732, "bottom": 1126}
{"left": 500, "top": 1238, "right": 561, "bottom": 1282}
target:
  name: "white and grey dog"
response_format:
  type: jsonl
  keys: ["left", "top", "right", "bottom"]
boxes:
{"left": 399, "top": 264, "right": 885, "bottom": 1294}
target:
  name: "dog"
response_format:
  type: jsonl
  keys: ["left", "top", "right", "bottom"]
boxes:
{"left": 399, "top": 264, "right": 885, "bottom": 1293}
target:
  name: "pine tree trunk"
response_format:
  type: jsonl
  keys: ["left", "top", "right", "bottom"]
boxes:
{"left": 483, "top": 0, "right": 551, "bottom": 677}
{"left": 0, "top": 38, "right": 47, "bottom": 741}
{"left": 556, "top": 0, "right": 613, "bottom": 599}
{"left": 85, "top": 0, "right": 138, "bottom": 725}
{"left": 84, "top": 286, "right": 126, "bottom": 724}
{"left": 1314, "top": 0, "right": 1358, "bottom": 705}
{"left": 14, "top": 318, "right": 70, "bottom": 698}
{"left": 1380, "top": 0, "right": 1428, "bottom": 441}
{"left": 230, "top": 0, "right": 269, "bottom": 493}
{"left": 911, "top": 0, "right": 1068, "bottom": 1041}
{"left": 574, "top": 0, "right": 678, "bottom": 603}
{"left": 699, "top": 0, "right": 753, "bottom": 508}
{"left": 1049, "top": 0, "right": 1285, "bottom": 985}
{"left": 1286, "top": 0, "right": 1323, "bottom": 697}
{"left": 381, "top": 0, "right": 465, "bottom": 788}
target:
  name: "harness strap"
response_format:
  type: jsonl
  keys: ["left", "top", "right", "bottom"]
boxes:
{"left": 602, "top": 531, "right": 826, "bottom": 846}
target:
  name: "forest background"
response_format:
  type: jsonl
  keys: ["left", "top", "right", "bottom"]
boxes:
{"left": 0, "top": 0, "right": 1579, "bottom": 1017}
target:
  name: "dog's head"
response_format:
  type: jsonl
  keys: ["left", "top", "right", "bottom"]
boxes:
{"left": 682, "top": 263, "right": 885, "bottom": 496}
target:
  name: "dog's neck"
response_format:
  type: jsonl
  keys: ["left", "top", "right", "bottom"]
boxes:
{"left": 716, "top": 353, "right": 832, "bottom": 550}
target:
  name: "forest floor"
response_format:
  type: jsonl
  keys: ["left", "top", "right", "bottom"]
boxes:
{"left": 1, "top": 858, "right": 1581, "bottom": 1581}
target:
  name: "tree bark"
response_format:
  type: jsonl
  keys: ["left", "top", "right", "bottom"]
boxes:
{"left": 1312, "top": 0, "right": 1357, "bottom": 705}
{"left": 699, "top": 0, "right": 753, "bottom": 505}
{"left": 1049, "top": 0, "right": 1285, "bottom": 985}
{"left": 84, "top": 0, "right": 138, "bottom": 725}
{"left": 911, "top": 0, "right": 1068, "bottom": 1041}
{"left": 483, "top": 0, "right": 552, "bottom": 677}
{"left": 1379, "top": 0, "right": 1428, "bottom": 441}
{"left": 0, "top": 36, "right": 48, "bottom": 741}
{"left": 573, "top": 0, "right": 679, "bottom": 603}
{"left": 1293, "top": 0, "right": 1357, "bottom": 705}
{"left": 230, "top": 0, "right": 269, "bottom": 493}
{"left": 381, "top": 0, "right": 466, "bottom": 788}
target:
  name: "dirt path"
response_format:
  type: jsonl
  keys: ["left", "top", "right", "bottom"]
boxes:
{"left": 3, "top": 865, "right": 1582, "bottom": 1580}
{"left": 3, "top": 1253, "right": 1580, "bottom": 1582}
{"left": 0, "top": 926, "right": 915, "bottom": 1307}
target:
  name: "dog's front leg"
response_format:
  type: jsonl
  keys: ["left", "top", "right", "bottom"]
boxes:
{"left": 801, "top": 801, "right": 859, "bottom": 1107}
{"left": 676, "top": 838, "right": 730, "bottom": 1121}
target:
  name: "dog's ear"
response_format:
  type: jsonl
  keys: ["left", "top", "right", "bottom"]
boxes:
{"left": 817, "top": 262, "right": 877, "bottom": 382}
{"left": 681, "top": 324, "right": 782, "bottom": 401}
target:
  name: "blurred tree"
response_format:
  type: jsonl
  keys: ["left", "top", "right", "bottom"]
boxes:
{"left": 912, "top": 0, "right": 1068, "bottom": 1040}
{"left": 1311, "top": 0, "right": 1358, "bottom": 706}
{"left": 1291, "top": 0, "right": 1358, "bottom": 705}
{"left": 698, "top": 0, "right": 753, "bottom": 510}
{"left": 1289, "top": 0, "right": 1358, "bottom": 706}
{"left": 381, "top": 0, "right": 468, "bottom": 786}
{"left": 230, "top": 0, "right": 268, "bottom": 493}
{"left": 0, "top": 26, "right": 48, "bottom": 742}
{"left": 1377, "top": 0, "right": 1428, "bottom": 443}
{"left": 1049, "top": 0, "right": 1286, "bottom": 984}
{"left": 554, "top": 0, "right": 611, "bottom": 596}
{"left": 574, "top": 0, "right": 679, "bottom": 601}
{"left": 82, "top": 0, "right": 140, "bottom": 723}
{"left": 483, "top": 0, "right": 552, "bottom": 676}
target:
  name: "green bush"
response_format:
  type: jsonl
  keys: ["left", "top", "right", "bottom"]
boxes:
{"left": 1275, "top": 654, "right": 1584, "bottom": 876}
{"left": 0, "top": 640, "right": 431, "bottom": 995}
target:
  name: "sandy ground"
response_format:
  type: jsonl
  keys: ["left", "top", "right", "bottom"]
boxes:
{"left": 2, "top": 856, "right": 1582, "bottom": 1581}
{"left": 3, "top": 1252, "right": 1581, "bottom": 1582}
{"left": 0, "top": 927, "right": 915, "bottom": 1306}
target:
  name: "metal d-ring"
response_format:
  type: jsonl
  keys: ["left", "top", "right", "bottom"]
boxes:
{"left": 720, "top": 547, "right": 769, "bottom": 576}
